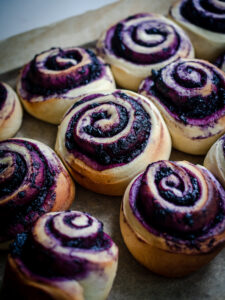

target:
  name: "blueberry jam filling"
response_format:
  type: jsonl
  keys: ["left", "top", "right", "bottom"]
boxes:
{"left": 149, "top": 69, "right": 225, "bottom": 121}
{"left": 23, "top": 49, "right": 103, "bottom": 97}
{"left": 0, "top": 152, "right": 26, "bottom": 198}
{"left": 46, "top": 217, "right": 111, "bottom": 251}
{"left": 180, "top": 0, "right": 225, "bottom": 33}
{"left": 45, "top": 49, "right": 82, "bottom": 71}
{"left": 0, "top": 141, "right": 56, "bottom": 242}
{"left": 135, "top": 172, "right": 225, "bottom": 242}
{"left": 82, "top": 104, "right": 128, "bottom": 138}
{"left": 11, "top": 233, "right": 88, "bottom": 278}
{"left": 65, "top": 92, "right": 151, "bottom": 166}
{"left": 10, "top": 216, "right": 111, "bottom": 279}
{"left": 154, "top": 167, "right": 200, "bottom": 206}
{"left": 111, "top": 21, "right": 180, "bottom": 64}
{"left": 0, "top": 83, "right": 7, "bottom": 109}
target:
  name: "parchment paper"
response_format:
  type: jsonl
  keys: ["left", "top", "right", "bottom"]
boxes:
{"left": 1, "top": 1, "right": 225, "bottom": 299}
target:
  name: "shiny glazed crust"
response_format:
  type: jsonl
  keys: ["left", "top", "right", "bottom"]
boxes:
{"left": 0, "top": 82, "right": 23, "bottom": 140}
{"left": 139, "top": 58, "right": 225, "bottom": 155}
{"left": 0, "top": 138, "right": 75, "bottom": 248}
{"left": 55, "top": 90, "right": 171, "bottom": 195}
{"left": 2, "top": 211, "right": 118, "bottom": 300}
{"left": 170, "top": 0, "right": 225, "bottom": 61}
{"left": 97, "top": 13, "right": 194, "bottom": 91}
{"left": 17, "top": 47, "right": 115, "bottom": 124}
{"left": 204, "top": 135, "right": 225, "bottom": 189}
{"left": 120, "top": 160, "right": 225, "bottom": 277}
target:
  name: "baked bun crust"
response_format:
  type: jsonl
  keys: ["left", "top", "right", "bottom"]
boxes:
{"left": 97, "top": 13, "right": 194, "bottom": 91}
{"left": 120, "top": 160, "right": 225, "bottom": 277}
{"left": 0, "top": 82, "right": 23, "bottom": 140}
{"left": 170, "top": 0, "right": 225, "bottom": 61}
{"left": 17, "top": 47, "right": 115, "bottom": 124}
{"left": 139, "top": 58, "right": 225, "bottom": 155}
{"left": 204, "top": 134, "right": 225, "bottom": 189}
{"left": 55, "top": 90, "right": 171, "bottom": 195}
{"left": 2, "top": 211, "right": 118, "bottom": 300}
{"left": 0, "top": 138, "right": 75, "bottom": 249}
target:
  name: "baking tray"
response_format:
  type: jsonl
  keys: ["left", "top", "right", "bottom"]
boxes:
{"left": 0, "top": 22, "right": 225, "bottom": 300}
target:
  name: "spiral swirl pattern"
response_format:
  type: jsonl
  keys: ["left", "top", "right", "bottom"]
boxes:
{"left": 55, "top": 90, "right": 171, "bottom": 195}
{"left": 139, "top": 58, "right": 225, "bottom": 154}
{"left": 17, "top": 47, "right": 115, "bottom": 124}
{"left": 204, "top": 134, "right": 225, "bottom": 189}
{"left": 97, "top": 13, "right": 194, "bottom": 90}
{"left": 179, "top": 0, "right": 225, "bottom": 33}
{"left": 0, "top": 138, "right": 75, "bottom": 246}
{"left": 123, "top": 160, "right": 225, "bottom": 253}
{"left": 4, "top": 211, "right": 118, "bottom": 300}
{"left": 0, "top": 82, "right": 23, "bottom": 140}
{"left": 170, "top": 0, "right": 225, "bottom": 60}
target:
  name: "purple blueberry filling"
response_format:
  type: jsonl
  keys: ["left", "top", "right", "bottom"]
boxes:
{"left": 180, "top": 0, "right": 225, "bottom": 33}
{"left": 45, "top": 49, "right": 82, "bottom": 71}
{"left": 0, "top": 83, "right": 7, "bottom": 109}
{"left": 21, "top": 48, "right": 105, "bottom": 98}
{"left": 110, "top": 18, "right": 180, "bottom": 64}
{"left": 129, "top": 163, "right": 225, "bottom": 250}
{"left": 0, "top": 140, "right": 58, "bottom": 243}
{"left": 10, "top": 212, "right": 112, "bottom": 280}
{"left": 140, "top": 61, "right": 225, "bottom": 124}
{"left": 103, "top": 12, "right": 192, "bottom": 66}
{"left": 0, "top": 151, "right": 26, "bottom": 197}
{"left": 65, "top": 91, "right": 151, "bottom": 169}
{"left": 154, "top": 167, "right": 200, "bottom": 206}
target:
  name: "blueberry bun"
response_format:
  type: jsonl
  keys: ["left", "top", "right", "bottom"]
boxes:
{"left": 17, "top": 47, "right": 115, "bottom": 124}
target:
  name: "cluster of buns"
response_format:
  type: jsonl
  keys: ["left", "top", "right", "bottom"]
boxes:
{"left": 1, "top": 0, "right": 225, "bottom": 298}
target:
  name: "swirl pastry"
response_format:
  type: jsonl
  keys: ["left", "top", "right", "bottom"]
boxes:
{"left": 139, "top": 58, "right": 225, "bottom": 155}
{"left": 55, "top": 90, "right": 171, "bottom": 195}
{"left": 0, "top": 138, "right": 75, "bottom": 249}
{"left": 204, "top": 134, "right": 225, "bottom": 189}
{"left": 17, "top": 47, "right": 115, "bottom": 124}
{"left": 215, "top": 52, "right": 225, "bottom": 73}
{"left": 120, "top": 160, "right": 225, "bottom": 277}
{"left": 97, "top": 13, "right": 194, "bottom": 91}
{"left": 2, "top": 211, "right": 118, "bottom": 300}
{"left": 170, "top": 0, "right": 225, "bottom": 61}
{"left": 0, "top": 82, "right": 23, "bottom": 141}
